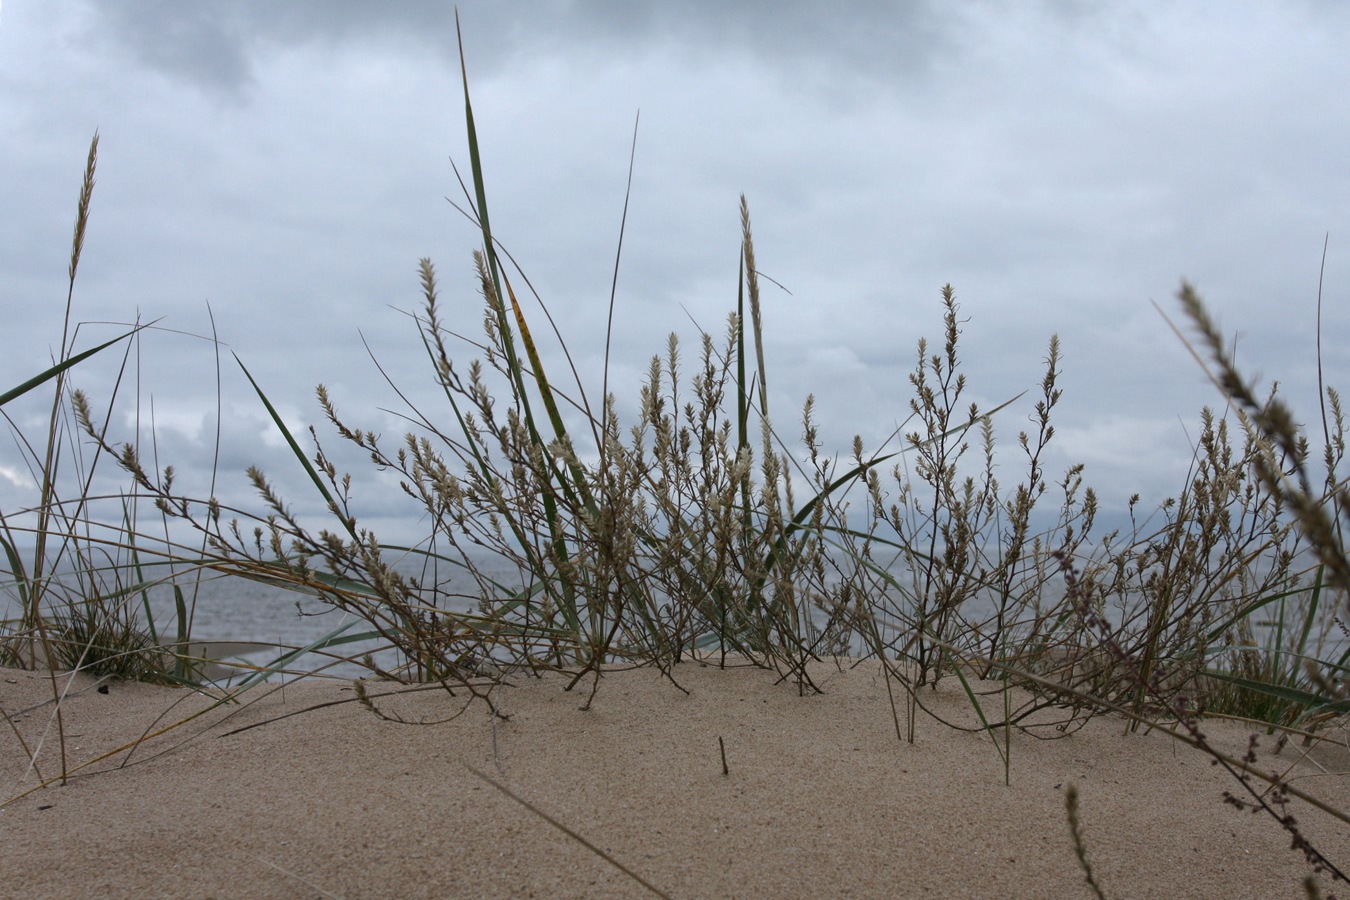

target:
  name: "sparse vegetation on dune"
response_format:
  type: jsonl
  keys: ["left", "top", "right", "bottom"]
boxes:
{"left": 3, "top": 21, "right": 1348, "bottom": 895}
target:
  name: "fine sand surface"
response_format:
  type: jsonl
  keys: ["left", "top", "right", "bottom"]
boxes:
{"left": 3, "top": 659, "right": 1348, "bottom": 899}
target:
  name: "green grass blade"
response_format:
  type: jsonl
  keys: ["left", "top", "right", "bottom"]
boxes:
{"left": 229, "top": 620, "right": 380, "bottom": 689}
{"left": 946, "top": 654, "right": 1008, "bottom": 769}
{"left": 500, "top": 272, "right": 595, "bottom": 510}
{"left": 1202, "top": 667, "right": 1350, "bottom": 714}
{"left": 1, "top": 326, "right": 147, "bottom": 408}
{"left": 735, "top": 250, "right": 748, "bottom": 456}
{"left": 233, "top": 352, "right": 352, "bottom": 540}
{"left": 450, "top": 20, "right": 594, "bottom": 641}
{"left": 0, "top": 533, "right": 32, "bottom": 616}
{"left": 1291, "top": 563, "right": 1325, "bottom": 675}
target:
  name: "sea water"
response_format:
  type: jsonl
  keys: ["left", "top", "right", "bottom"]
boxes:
{"left": 5, "top": 555, "right": 1343, "bottom": 684}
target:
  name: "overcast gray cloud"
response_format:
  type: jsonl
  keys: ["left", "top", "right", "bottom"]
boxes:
{"left": 4, "top": 1, "right": 1349, "bottom": 546}
{"left": 84, "top": 1, "right": 953, "bottom": 94}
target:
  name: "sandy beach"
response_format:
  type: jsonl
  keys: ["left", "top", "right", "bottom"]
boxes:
{"left": 3, "top": 659, "right": 1348, "bottom": 898}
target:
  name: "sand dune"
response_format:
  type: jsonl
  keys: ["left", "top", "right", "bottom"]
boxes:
{"left": 3, "top": 660, "right": 1348, "bottom": 898}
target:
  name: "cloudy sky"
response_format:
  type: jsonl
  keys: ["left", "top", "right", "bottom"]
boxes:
{"left": 3, "top": 1, "right": 1349, "bottom": 547}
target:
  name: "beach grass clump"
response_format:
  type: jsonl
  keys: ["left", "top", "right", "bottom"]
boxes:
{"left": 70, "top": 36, "right": 927, "bottom": 697}
{"left": 98, "top": 78, "right": 1107, "bottom": 717}
{"left": 0, "top": 132, "right": 175, "bottom": 682}
{"left": 6, "top": 34, "right": 1341, "bottom": 767}
{"left": 1068, "top": 401, "right": 1334, "bottom": 726}
{"left": 1174, "top": 283, "right": 1350, "bottom": 727}
{"left": 0, "top": 135, "right": 366, "bottom": 698}
{"left": 52, "top": 26, "right": 1349, "bottom": 756}
{"left": 124, "top": 203, "right": 886, "bottom": 695}
{"left": 0, "top": 133, "right": 202, "bottom": 783}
